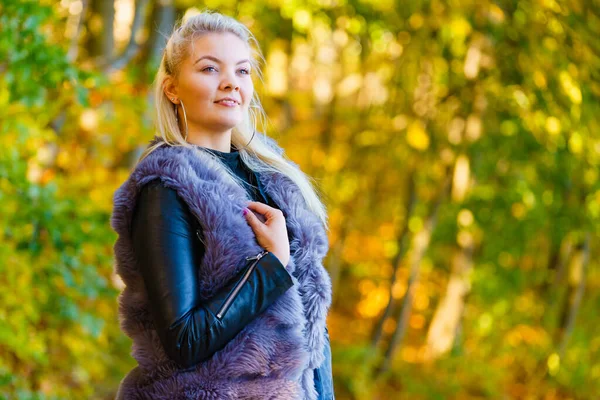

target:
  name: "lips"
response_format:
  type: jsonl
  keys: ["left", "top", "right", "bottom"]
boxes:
{"left": 215, "top": 98, "right": 239, "bottom": 105}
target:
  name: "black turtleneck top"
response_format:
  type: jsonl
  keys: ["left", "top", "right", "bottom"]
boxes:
{"left": 202, "top": 144, "right": 274, "bottom": 206}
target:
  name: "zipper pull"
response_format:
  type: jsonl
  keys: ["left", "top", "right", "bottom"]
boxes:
{"left": 245, "top": 250, "right": 268, "bottom": 262}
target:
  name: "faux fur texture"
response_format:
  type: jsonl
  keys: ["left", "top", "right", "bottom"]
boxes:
{"left": 110, "top": 135, "right": 332, "bottom": 399}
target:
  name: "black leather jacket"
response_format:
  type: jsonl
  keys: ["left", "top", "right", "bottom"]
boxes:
{"left": 131, "top": 178, "right": 295, "bottom": 369}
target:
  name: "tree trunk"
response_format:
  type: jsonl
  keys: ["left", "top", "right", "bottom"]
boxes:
{"left": 140, "top": 0, "right": 176, "bottom": 80}
{"left": 552, "top": 237, "right": 574, "bottom": 293}
{"left": 108, "top": 0, "right": 151, "bottom": 72}
{"left": 556, "top": 233, "right": 590, "bottom": 357}
{"left": 328, "top": 220, "right": 350, "bottom": 305}
{"left": 377, "top": 170, "right": 451, "bottom": 375}
{"left": 370, "top": 170, "right": 417, "bottom": 350}
{"left": 99, "top": 0, "right": 115, "bottom": 62}
{"left": 66, "top": 0, "right": 89, "bottom": 62}
{"left": 85, "top": 0, "right": 115, "bottom": 64}
{"left": 423, "top": 244, "right": 474, "bottom": 361}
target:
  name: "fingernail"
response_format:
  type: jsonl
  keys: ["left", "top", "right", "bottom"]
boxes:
{"left": 242, "top": 208, "right": 248, "bottom": 216}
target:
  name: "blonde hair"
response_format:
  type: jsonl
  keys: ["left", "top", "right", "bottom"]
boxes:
{"left": 137, "top": 10, "right": 328, "bottom": 229}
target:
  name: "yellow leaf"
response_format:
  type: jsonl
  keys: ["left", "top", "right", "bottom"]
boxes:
{"left": 545, "top": 116, "right": 561, "bottom": 136}
{"left": 559, "top": 71, "right": 582, "bottom": 104}
{"left": 406, "top": 121, "right": 430, "bottom": 150}
{"left": 569, "top": 131, "right": 583, "bottom": 154}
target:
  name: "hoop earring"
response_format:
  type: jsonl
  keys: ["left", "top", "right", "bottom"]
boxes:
{"left": 173, "top": 100, "right": 188, "bottom": 141}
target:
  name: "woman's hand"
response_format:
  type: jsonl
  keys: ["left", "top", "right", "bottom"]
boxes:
{"left": 243, "top": 201, "right": 290, "bottom": 268}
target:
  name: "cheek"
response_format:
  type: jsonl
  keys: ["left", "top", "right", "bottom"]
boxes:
{"left": 242, "top": 82, "right": 254, "bottom": 103}
{"left": 183, "top": 76, "right": 213, "bottom": 99}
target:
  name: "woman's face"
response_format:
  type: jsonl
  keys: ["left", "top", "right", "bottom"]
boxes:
{"left": 167, "top": 32, "right": 254, "bottom": 136}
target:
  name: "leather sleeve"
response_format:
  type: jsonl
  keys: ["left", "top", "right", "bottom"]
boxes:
{"left": 131, "top": 179, "right": 294, "bottom": 369}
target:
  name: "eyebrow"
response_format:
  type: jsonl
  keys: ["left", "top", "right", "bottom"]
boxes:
{"left": 194, "top": 55, "right": 251, "bottom": 66}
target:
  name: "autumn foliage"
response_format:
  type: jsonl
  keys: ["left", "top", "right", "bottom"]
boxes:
{"left": 1, "top": 0, "right": 599, "bottom": 399}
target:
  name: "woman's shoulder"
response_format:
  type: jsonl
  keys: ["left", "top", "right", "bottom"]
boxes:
{"left": 137, "top": 178, "right": 185, "bottom": 206}
{"left": 138, "top": 177, "right": 168, "bottom": 195}
{"left": 133, "top": 178, "right": 196, "bottom": 231}
{"left": 130, "top": 141, "right": 199, "bottom": 186}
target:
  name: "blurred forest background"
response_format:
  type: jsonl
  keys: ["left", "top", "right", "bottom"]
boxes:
{"left": 1, "top": 0, "right": 599, "bottom": 398}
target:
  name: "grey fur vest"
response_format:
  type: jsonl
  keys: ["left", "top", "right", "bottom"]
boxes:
{"left": 110, "top": 136, "right": 332, "bottom": 399}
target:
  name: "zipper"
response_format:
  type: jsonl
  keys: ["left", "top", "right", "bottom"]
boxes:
{"left": 215, "top": 250, "right": 269, "bottom": 319}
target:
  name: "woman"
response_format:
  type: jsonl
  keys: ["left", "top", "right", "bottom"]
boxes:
{"left": 110, "top": 10, "right": 334, "bottom": 400}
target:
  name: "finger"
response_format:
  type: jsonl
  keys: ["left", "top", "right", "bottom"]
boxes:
{"left": 246, "top": 201, "right": 274, "bottom": 215}
{"left": 243, "top": 207, "right": 265, "bottom": 231}
{"left": 247, "top": 201, "right": 281, "bottom": 221}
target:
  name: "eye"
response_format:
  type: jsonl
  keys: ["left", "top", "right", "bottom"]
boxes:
{"left": 239, "top": 68, "right": 251, "bottom": 75}
{"left": 202, "top": 66, "right": 217, "bottom": 72}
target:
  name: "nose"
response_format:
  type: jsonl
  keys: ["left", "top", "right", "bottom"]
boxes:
{"left": 220, "top": 70, "right": 240, "bottom": 92}
{"left": 223, "top": 82, "right": 239, "bottom": 91}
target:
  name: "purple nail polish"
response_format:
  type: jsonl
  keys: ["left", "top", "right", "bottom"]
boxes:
{"left": 242, "top": 208, "right": 248, "bottom": 216}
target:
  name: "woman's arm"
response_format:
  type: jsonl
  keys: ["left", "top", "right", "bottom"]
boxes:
{"left": 131, "top": 179, "right": 294, "bottom": 369}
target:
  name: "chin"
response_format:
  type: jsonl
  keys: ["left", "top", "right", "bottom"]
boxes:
{"left": 205, "top": 121, "right": 241, "bottom": 133}
{"left": 215, "top": 116, "right": 243, "bottom": 128}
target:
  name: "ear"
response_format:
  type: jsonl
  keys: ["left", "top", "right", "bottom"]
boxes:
{"left": 163, "top": 76, "right": 179, "bottom": 104}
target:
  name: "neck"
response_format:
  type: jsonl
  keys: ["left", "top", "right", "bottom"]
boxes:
{"left": 179, "top": 122, "right": 233, "bottom": 153}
